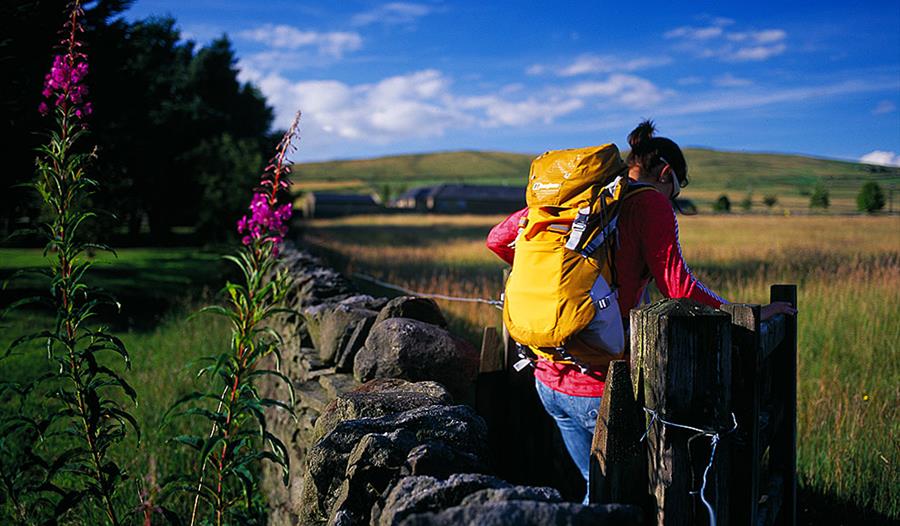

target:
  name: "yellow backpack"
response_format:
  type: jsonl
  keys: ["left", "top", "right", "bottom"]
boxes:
{"left": 502, "top": 143, "right": 653, "bottom": 372}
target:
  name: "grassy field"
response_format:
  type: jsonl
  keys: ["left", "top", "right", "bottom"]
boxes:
{"left": 304, "top": 213, "right": 900, "bottom": 522}
{"left": 0, "top": 248, "right": 235, "bottom": 523}
{"left": 292, "top": 149, "right": 900, "bottom": 213}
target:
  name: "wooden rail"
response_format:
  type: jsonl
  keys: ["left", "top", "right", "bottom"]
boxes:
{"left": 476, "top": 280, "right": 797, "bottom": 525}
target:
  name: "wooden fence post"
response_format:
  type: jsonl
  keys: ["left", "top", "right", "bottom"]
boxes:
{"left": 630, "top": 299, "right": 732, "bottom": 526}
{"left": 719, "top": 303, "right": 762, "bottom": 526}
{"left": 770, "top": 285, "right": 797, "bottom": 526}
{"left": 589, "top": 359, "right": 647, "bottom": 507}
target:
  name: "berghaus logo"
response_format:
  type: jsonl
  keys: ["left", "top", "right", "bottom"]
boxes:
{"left": 532, "top": 181, "right": 561, "bottom": 191}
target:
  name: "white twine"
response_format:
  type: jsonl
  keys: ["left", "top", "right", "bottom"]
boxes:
{"left": 352, "top": 272, "right": 504, "bottom": 309}
{"left": 640, "top": 407, "right": 738, "bottom": 526}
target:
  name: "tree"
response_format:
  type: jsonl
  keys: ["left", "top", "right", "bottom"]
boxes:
{"left": 809, "top": 183, "right": 830, "bottom": 209}
{"left": 713, "top": 194, "right": 731, "bottom": 213}
{"left": 0, "top": 0, "right": 132, "bottom": 237}
{"left": 191, "top": 133, "right": 265, "bottom": 241}
{"left": 763, "top": 195, "right": 778, "bottom": 209}
{"left": 740, "top": 192, "right": 753, "bottom": 212}
{"left": 2, "top": 5, "right": 274, "bottom": 242}
{"left": 857, "top": 182, "right": 885, "bottom": 213}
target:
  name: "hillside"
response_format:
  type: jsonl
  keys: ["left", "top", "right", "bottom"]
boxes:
{"left": 292, "top": 148, "right": 900, "bottom": 213}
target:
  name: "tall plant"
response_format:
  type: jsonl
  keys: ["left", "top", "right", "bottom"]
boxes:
{"left": 1, "top": 1, "right": 137, "bottom": 524}
{"left": 167, "top": 113, "right": 301, "bottom": 526}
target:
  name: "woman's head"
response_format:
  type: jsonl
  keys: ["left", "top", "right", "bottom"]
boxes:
{"left": 626, "top": 120, "right": 688, "bottom": 198}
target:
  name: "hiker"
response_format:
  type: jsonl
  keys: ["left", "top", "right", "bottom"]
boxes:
{"left": 488, "top": 120, "right": 796, "bottom": 504}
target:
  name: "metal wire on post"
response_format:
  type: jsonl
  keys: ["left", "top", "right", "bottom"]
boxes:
{"left": 639, "top": 407, "right": 738, "bottom": 526}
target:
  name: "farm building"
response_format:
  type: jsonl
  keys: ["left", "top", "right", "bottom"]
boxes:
{"left": 392, "top": 184, "right": 525, "bottom": 214}
{"left": 299, "top": 192, "right": 383, "bottom": 218}
{"left": 391, "top": 187, "right": 432, "bottom": 212}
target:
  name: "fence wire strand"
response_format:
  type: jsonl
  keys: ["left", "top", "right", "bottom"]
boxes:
{"left": 640, "top": 407, "right": 738, "bottom": 526}
{"left": 352, "top": 272, "right": 504, "bottom": 309}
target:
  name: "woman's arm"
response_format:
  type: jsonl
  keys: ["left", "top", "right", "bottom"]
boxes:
{"left": 639, "top": 192, "right": 797, "bottom": 319}
{"left": 639, "top": 192, "right": 728, "bottom": 308}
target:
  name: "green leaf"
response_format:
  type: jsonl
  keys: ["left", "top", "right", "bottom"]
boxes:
{"left": 181, "top": 407, "right": 228, "bottom": 426}
{"left": 95, "top": 365, "right": 138, "bottom": 403}
{"left": 106, "top": 406, "right": 141, "bottom": 443}
{"left": 4, "top": 330, "right": 54, "bottom": 358}
{"left": 171, "top": 435, "right": 203, "bottom": 451}
{"left": 199, "top": 435, "right": 226, "bottom": 467}
{"left": 163, "top": 391, "right": 223, "bottom": 423}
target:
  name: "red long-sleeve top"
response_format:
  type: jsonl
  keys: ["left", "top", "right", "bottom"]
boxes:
{"left": 487, "top": 189, "right": 727, "bottom": 397}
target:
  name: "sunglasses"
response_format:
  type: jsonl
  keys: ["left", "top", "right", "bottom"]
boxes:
{"left": 659, "top": 156, "right": 688, "bottom": 199}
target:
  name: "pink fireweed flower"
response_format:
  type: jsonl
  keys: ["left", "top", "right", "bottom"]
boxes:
{"left": 236, "top": 193, "right": 293, "bottom": 249}
{"left": 236, "top": 111, "right": 301, "bottom": 258}
{"left": 40, "top": 54, "right": 91, "bottom": 117}
{"left": 39, "top": 2, "right": 91, "bottom": 118}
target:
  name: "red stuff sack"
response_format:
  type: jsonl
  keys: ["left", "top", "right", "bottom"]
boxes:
{"left": 486, "top": 207, "right": 527, "bottom": 265}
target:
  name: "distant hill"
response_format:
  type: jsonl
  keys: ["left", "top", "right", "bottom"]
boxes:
{"left": 292, "top": 149, "right": 900, "bottom": 213}
{"left": 293, "top": 150, "right": 531, "bottom": 186}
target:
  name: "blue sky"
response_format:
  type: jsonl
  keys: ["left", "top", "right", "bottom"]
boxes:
{"left": 124, "top": 1, "right": 900, "bottom": 164}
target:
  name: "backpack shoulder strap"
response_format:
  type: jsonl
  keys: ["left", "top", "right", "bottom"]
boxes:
{"left": 621, "top": 182, "right": 658, "bottom": 201}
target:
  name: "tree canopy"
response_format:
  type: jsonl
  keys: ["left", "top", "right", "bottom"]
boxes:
{"left": 1, "top": 0, "right": 276, "bottom": 243}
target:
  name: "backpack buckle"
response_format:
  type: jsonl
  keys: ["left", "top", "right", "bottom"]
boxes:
{"left": 554, "top": 346, "right": 591, "bottom": 374}
{"left": 564, "top": 206, "right": 592, "bottom": 251}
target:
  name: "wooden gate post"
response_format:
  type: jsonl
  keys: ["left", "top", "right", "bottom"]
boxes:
{"left": 770, "top": 284, "right": 797, "bottom": 526}
{"left": 630, "top": 299, "right": 733, "bottom": 526}
{"left": 589, "top": 360, "right": 647, "bottom": 507}
{"left": 720, "top": 303, "right": 762, "bottom": 526}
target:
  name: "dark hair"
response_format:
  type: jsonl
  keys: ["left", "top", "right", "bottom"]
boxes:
{"left": 626, "top": 120, "right": 688, "bottom": 187}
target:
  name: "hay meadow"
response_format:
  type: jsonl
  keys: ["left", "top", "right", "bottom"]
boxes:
{"left": 304, "top": 212, "right": 900, "bottom": 520}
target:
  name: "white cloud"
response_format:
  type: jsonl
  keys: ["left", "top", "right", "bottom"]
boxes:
{"left": 237, "top": 24, "right": 362, "bottom": 58}
{"left": 242, "top": 68, "right": 484, "bottom": 142}
{"left": 664, "top": 25, "right": 724, "bottom": 40}
{"left": 351, "top": 2, "right": 433, "bottom": 26}
{"left": 713, "top": 73, "right": 753, "bottom": 87}
{"left": 727, "top": 29, "right": 787, "bottom": 44}
{"left": 528, "top": 54, "right": 670, "bottom": 77}
{"left": 570, "top": 74, "right": 667, "bottom": 107}
{"left": 728, "top": 43, "right": 786, "bottom": 61}
{"left": 860, "top": 151, "right": 900, "bottom": 167}
{"left": 239, "top": 64, "right": 669, "bottom": 145}
{"left": 457, "top": 95, "right": 583, "bottom": 127}
{"left": 659, "top": 79, "right": 900, "bottom": 117}
{"left": 665, "top": 18, "right": 787, "bottom": 62}
{"left": 873, "top": 100, "right": 897, "bottom": 115}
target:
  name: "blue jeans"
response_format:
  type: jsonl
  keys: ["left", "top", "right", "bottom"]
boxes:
{"left": 534, "top": 378, "right": 602, "bottom": 505}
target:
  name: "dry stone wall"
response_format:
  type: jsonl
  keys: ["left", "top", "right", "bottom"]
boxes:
{"left": 261, "top": 247, "right": 642, "bottom": 526}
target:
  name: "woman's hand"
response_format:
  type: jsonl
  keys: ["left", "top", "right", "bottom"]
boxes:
{"left": 760, "top": 301, "right": 797, "bottom": 321}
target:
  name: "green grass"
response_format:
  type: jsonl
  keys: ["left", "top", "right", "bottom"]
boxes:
{"left": 292, "top": 148, "right": 900, "bottom": 213}
{"left": 0, "top": 247, "right": 234, "bottom": 523}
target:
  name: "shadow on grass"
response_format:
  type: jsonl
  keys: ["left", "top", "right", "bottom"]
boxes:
{"left": 0, "top": 250, "right": 237, "bottom": 332}
{"left": 798, "top": 486, "right": 898, "bottom": 526}
{"left": 307, "top": 223, "right": 495, "bottom": 247}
